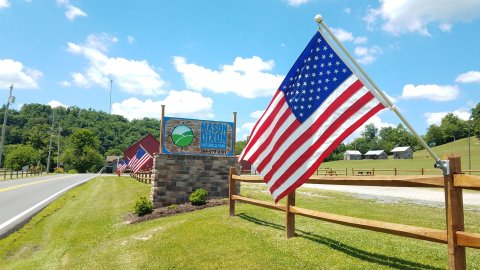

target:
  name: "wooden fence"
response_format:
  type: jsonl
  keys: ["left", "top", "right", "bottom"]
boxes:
{"left": 229, "top": 156, "right": 480, "bottom": 270}
{"left": 130, "top": 172, "right": 152, "bottom": 184}
{"left": 0, "top": 169, "right": 43, "bottom": 180}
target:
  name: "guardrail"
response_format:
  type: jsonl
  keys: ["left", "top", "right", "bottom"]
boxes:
{"left": 0, "top": 169, "right": 43, "bottom": 180}
{"left": 229, "top": 156, "right": 480, "bottom": 269}
{"left": 130, "top": 171, "right": 152, "bottom": 184}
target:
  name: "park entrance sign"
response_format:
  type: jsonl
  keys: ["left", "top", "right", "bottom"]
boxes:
{"left": 161, "top": 117, "right": 235, "bottom": 157}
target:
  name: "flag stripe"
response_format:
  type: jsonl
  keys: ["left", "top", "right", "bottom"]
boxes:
{"left": 262, "top": 77, "right": 364, "bottom": 178}
{"left": 239, "top": 91, "right": 283, "bottom": 160}
{"left": 273, "top": 102, "right": 385, "bottom": 201}
{"left": 268, "top": 90, "right": 375, "bottom": 193}
{"left": 252, "top": 75, "right": 360, "bottom": 173}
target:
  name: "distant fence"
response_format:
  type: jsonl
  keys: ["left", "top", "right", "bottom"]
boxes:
{"left": 130, "top": 172, "right": 152, "bottom": 184}
{"left": 0, "top": 169, "right": 43, "bottom": 180}
{"left": 229, "top": 156, "right": 480, "bottom": 270}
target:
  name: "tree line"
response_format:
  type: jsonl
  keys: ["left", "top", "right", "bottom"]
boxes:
{"left": 236, "top": 102, "right": 480, "bottom": 161}
{"left": 0, "top": 103, "right": 159, "bottom": 173}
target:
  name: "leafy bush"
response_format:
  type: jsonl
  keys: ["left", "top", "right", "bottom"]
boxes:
{"left": 167, "top": 204, "right": 178, "bottom": 210}
{"left": 134, "top": 196, "right": 153, "bottom": 216}
{"left": 67, "top": 169, "right": 78, "bottom": 174}
{"left": 189, "top": 189, "right": 208, "bottom": 206}
{"left": 54, "top": 167, "right": 65, "bottom": 173}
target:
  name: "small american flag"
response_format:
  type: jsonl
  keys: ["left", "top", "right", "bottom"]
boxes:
{"left": 129, "top": 145, "right": 153, "bottom": 173}
{"left": 117, "top": 158, "right": 129, "bottom": 171}
{"left": 239, "top": 30, "right": 386, "bottom": 202}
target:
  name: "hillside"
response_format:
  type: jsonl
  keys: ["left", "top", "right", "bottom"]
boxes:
{"left": 321, "top": 137, "right": 480, "bottom": 175}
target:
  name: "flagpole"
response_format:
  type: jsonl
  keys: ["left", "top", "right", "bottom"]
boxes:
{"left": 314, "top": 15, "right": 448, "bottom": 174}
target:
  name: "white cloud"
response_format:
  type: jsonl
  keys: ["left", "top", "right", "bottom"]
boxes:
{"left": 250, "top": 110, "right": 264, "bottom": 119}
{"left": 173, "top": 56, "right": 284, "bottom": 98}
{"left": 439, "top": 23, "right": 452, "bottom": 32}
{"left": 57, "top": 0, "right": 87, "bottom": 21}
{"left": 364, "top": 0, "right": 480, "bottom": 36}
{"left": 286, "top": 0, "right": 309, "bottom": 6}
{"left": 127, "top": 36, "right": 135, "bottom": 44}
{"left": 0, "top": 0, "right": 10, "bottom": 9}
{"left": 48, "top": 100, "right": 68, "bottom": 108}
{"left": 65, "top": 5, "right": 87, "bottom": 21}
{"left": 331, "top": 28, "right": 368, "bottom": 44}
{"left": 354, "top": 46, "right": 382, "bottom": 65}
{"left": 66, "top": 33, "right": 166, "bottom": 96}
{"left": 455, "top": 71, "right": 480, "bottom": 84}
{"left": 0, "top": 59, "right": 42, "bottom": 89}
{"left": 344, "top": 8, "right": 351, "bottom": 15}
{"left": 111, "top": 90, "right": 214, "bottom": 120}
{"left": 401, "top": 84, "right": 459, "bottom": 101}
{"left": 425, "top": 109, "right": 471, "bottom": 126}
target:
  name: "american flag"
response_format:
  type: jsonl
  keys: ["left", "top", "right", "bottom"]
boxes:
{"left": 239, "top": 30, "right": 386, "bottom": 202}
{"left": 117, "top": 158, "right": 129, "bottom": 171}
{"left": 129, "top": 145, "right": 153, "bottom": 173}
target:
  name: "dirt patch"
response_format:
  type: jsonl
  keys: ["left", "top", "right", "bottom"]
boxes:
{"left": 124, "top": 199, "right": 227, "bottom": 224}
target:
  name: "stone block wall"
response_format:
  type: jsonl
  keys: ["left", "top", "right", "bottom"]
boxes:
{"left": 151, "top": 154, "right": 240, "bottom": 207}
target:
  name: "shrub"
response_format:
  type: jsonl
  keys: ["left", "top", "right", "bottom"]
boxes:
{"left": 134, "top": 196, "right": 153, "bottom": 216}
{"left": 189, "top": 188, "right": 208, "bottom": 206}
{"left": 54, "top": 167, "right": 65, "bottom": 173}
{"left": 167, "top": 204, "right": 178, "bottom": 210}
{"left": 67, "top": 169, "right": 77, "bottom": 174}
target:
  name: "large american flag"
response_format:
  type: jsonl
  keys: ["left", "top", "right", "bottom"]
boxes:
{"left": 129, "top": 145, "right": 153, "bottom": 173}
{"left": 239, "top": 30, "right": 386, "bottom": 203}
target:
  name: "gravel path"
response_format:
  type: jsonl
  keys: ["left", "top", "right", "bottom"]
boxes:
{"left": 303, "top": 184, "right": 480, "bottom": 207}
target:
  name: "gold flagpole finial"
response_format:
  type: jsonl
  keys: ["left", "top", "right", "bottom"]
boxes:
{"left": 314, "top": 14, "right": 323, "bottom": 24}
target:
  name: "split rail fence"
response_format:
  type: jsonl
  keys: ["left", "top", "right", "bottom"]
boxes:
{"left": 0, "top": 169, "right": 43, "bottom": 181}
{"left": 229, "top": 156, "right": 480, "bottom": 270}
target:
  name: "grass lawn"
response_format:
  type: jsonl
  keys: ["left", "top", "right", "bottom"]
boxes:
{"left": 1, "top": 176, "right": 480, "bottom": 269}
{"left": 321, "top": 137, "right": 480, "bottom": 175}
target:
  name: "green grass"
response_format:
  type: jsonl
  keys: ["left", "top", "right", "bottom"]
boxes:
{"left": 322, "top": 137, "right": 480, "bottom": 175}
{"left": 1, "top": 177, "right": 480, "bottom": 269}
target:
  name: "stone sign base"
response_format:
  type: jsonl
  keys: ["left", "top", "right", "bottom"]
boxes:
{"left": 151, "top": 154, "right": 240, "bottom": 207}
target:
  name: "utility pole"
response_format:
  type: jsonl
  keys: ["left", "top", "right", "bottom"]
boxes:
{"left": 57, "top": 126, "right": 62, "bottom": 169}
{"left": 0, "top": 85, "right": 14, "bottom": 168}
{"left": 46, "top": 112, "right": 55, "bottom": 173}
{"left": 109, "top": 79, "right": 112, "bottom": 114}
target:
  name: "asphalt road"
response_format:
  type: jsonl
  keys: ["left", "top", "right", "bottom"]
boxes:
{"left": 0, "top": 173, "right": 97, "bottom": 238}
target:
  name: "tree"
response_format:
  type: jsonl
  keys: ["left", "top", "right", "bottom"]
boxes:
{"left": 4, "top": 145, "right": 40, "bottom": 171}
{"left": 62, "top": 129, "right": 104, "bottom": 173}
{"left": 235, "top": 140, "right": 247, "bottom": 155}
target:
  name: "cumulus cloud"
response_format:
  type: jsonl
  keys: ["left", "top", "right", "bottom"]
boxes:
{"left": 65, "top": 33, "right": 166, "bottom": 96}
{"left": 331, "top": 28, "right": 368, "bottom": 44}
{"left": 0, "top": 0, "right": 10, "bottom": 9}
{"left": 344, "top": 8, "right": 352, "bottom": 15}
{"left": 127, "top": 36, "right": 135, "bottom": 44}
{"left": 250, "top": 110, "right": 264, "bottom": 119}
{"left": 0, "top": 59, "right": 42, "bottom": 89}
{"left": 354, "top": 46, "right": 382, "bottom": 65}
{"left": 456, "top": 71, "right": 480, "bottom": 84}
{"left": 111, "top": 90, "right": 214, "bottom": 120}
{"left": 57, "top": 0, "right": 87, "bottom": 21}
{"left": 425, "top": 108, "right": 471, "bottom": 126}
{"left": 401, "top": 84, "right": 459, "bottom": 101}
{"left": 48, "top": 100, "right": 68, "bottom": 108}
{"left": 286, "top": 0, "right": 309, "bottom": 6}
{"left": 173, "top": 56, "right": 284, "bottom": 98}
{"left": 364, "top": 0, "right": 480, "bottom": 35}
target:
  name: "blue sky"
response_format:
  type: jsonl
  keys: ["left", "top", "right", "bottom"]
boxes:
{"left": 1, "top": 0, "right": 479, "bottom": 141}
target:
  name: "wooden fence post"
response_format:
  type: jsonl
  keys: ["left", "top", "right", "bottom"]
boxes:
{"left": 286, "top": 190, "right": 296, "bottom": 238}
{"left": 444, "top": 155, "right": 466, "bottom": 270}
{"left": 421, "top": 168, "right": 424, "bottom": 175}
{"left": 372, "top": 168, "right": 375, "bottom": 176}
{"left": 394, "top": 168, "right": 397, "bottom": 176}
{"left": 229, "top": 167, "right": 236, "bottom": 217}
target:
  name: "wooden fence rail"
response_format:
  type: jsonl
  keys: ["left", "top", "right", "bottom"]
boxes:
{"left": 130, "top": 172, "right": 152, "bottom": 184}
{"left": 0, "top": 169, "right": 43, "bottom": 180}
{"left": 229, "top": 156, "right": 480, "bottom": 270}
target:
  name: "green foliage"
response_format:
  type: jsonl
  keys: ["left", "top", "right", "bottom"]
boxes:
{"left": 54, "top": 167, "right": 65, "bottom": 173}
{"left": 4, "top": 145, "right": 40, "bottom": 170}
{"left": 67, "top": 169, "right": 78, "bottom": 174}
{"left": 62, "top": 129, "right": 104, "bottom": 173}
{"left": 133, "top": 196, "right": 153, "bottom": 216}
{"left": 235, "top": 140, "right": 247, "bottom": 155}
{"left": 166, "top": 204, "right": 178, "bottom": 209}
{"left": 189, "top": 188, "right": 208, "bottom": 206}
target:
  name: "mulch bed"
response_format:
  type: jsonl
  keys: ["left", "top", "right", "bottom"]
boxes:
{"left": 124, "top": 199, "right": 227, "bottom": 224}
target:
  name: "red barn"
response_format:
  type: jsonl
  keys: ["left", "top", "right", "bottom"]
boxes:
{"left": 123, "top": 134, "right": 159, "bottom": 172}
